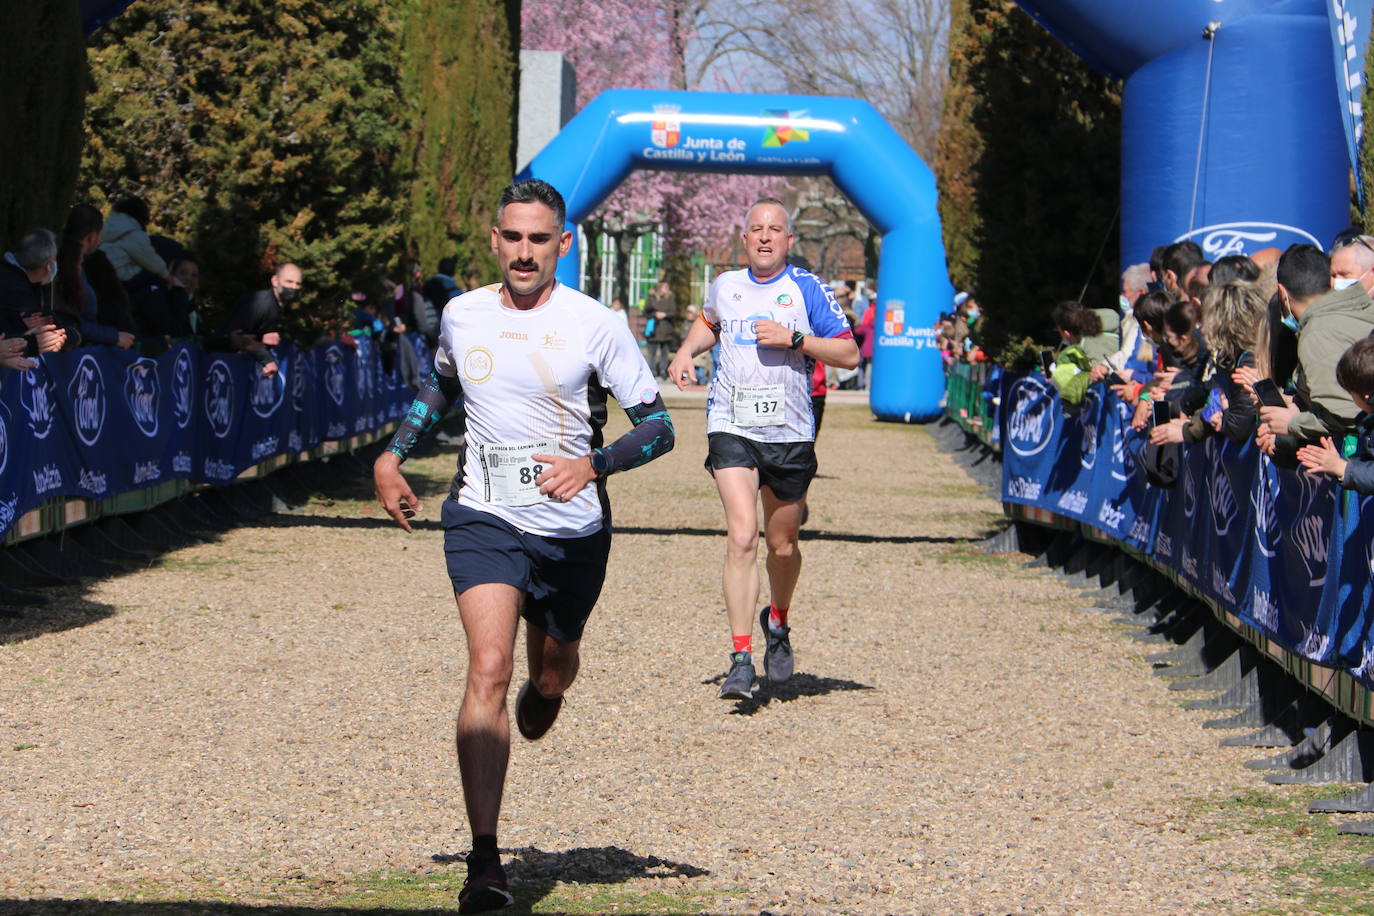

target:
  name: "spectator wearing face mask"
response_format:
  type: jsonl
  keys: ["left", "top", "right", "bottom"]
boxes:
{"left": 1256, "top": 243, "right": 1374, "bottom": 457}
{"left": 218, "top": 262, "right": 304, "bottom": 379}
{"left": 1, "top": 228, "right": 69, "bottom": 358}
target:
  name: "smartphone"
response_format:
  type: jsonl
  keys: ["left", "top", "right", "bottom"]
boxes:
{"left": 1251, "top": 378, "right": 1288, "bottom": 409}
{"left": 1040, "top": 349, "right": 1054, "bottom": 375}
{"left": 1151, "top": 400, "right": 1172, "bottom": 426}
{"left": 1105, "top": 371, "right": 1126, "bottom": 386}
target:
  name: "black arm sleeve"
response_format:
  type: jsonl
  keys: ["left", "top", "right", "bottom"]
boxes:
{"left": 385, "top": 369, "right": 463, "bottom": 461}
{"left": 591, "top": 395, "right": 674, "bottom": 476}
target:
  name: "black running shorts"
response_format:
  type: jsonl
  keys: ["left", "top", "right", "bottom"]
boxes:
{"left": 704, "top": 432, "right": 817, "bottom": 503}
{"left": 441, "top": 500, "right": 610, "bottom": 643}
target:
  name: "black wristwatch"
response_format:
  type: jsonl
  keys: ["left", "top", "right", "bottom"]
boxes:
{"left": 590, "top": 449, "right": 610, "bottom": 478}
{"left": 789, "top": 330, "right": 806, "bottom": 350}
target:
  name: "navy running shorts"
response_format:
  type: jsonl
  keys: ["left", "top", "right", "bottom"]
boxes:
{"left": 705, "top": 432, "right": 818, "bottom": 503}
{"left": 441, "top": 500, "right": 611, "bottom": 643}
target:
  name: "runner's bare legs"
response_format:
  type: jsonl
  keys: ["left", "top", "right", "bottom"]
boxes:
{"left": 761, "top": 486, "right": 803, "bottom": 612}
{"left": 715, "top": 466, "right": 762, "bottom": 641}
{"left": 454, "top": 583, "right": 521, "bottom": 837}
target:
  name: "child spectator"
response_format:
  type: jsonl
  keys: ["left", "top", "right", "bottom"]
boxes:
{"left": 1297, "top": 337, "right": 1374, "bottom": 492}
{"left": 1049, "top": 300, "right": 1101, "bottom": 406}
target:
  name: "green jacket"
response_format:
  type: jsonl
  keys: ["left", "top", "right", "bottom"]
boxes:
{"left": 1051, "top": 342, "right": 1094, "bottom": 406}
{"left": 1290, "top": 283, "right": 1374, "bottom": 442}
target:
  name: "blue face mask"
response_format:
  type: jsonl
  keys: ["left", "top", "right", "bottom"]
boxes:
{"left": 1280, "top": 314, "right": 1300, "bottom": 333}
{"left": 1119, "top": 294, "right": 1130, "bottom": 311}
{"left": 47, "top": 260, "right": 57, "bottom": 286}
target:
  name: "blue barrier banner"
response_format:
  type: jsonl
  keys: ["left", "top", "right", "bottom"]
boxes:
{"left": 1329, "top": 0, "right": 1374, "bottom": 201}
{"left": 0, "top": 335, "right": 424, "bottom": 537}
{"left": 1000, "top": 372, "right": 1374, "bottom": 684}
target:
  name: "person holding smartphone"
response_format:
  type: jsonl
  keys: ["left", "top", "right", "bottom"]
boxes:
{"left": 1253, "top": 244, "right": 1374, "bottom": 458}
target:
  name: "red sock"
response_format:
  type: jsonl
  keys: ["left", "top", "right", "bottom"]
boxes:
{"left": 732, "top": 634, "right": 752, "bottom": 654}
{"left": 768, "top": 604, "right": 789, "bottom": 629}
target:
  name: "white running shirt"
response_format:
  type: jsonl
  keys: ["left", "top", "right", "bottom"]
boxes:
{"left": 433, "top": 282, "right": 659, "bottom": 537}
{"left": 703, "top": 265, "right": 852, "bottom": 442}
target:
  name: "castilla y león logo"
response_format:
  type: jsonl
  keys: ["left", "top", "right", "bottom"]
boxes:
{"left": 762, "top": 110, "right": 810, "bottom": 147}
{"left": 651, "top": 106, "right": 681, "bottom": 148}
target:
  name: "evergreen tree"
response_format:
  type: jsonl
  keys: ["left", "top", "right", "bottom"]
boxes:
{"left": 81, "top": 0, "right": 410, "bottom": 326}
{"left": 935, "top": 0, "right": 1120, "bottom": 355}
{"left": 0, "top": 1, "right": 86, "bottom": 248}
{"left": 399, "top": 0, "right": 520, "bottom": 285}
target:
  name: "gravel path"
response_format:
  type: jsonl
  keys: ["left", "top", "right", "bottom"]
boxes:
{"left": 0, "top": 392, "right": 1319, "bottom": 914}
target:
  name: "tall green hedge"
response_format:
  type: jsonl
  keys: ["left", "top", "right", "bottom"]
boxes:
{"left": 935, "top": 0, "right": 1121, "bottom": 354}
{"left": 399, "top": 0, "right": 520, "bottom": 283}
{"left": 78, "top": 0, "right": 518, "bottom": 327}
{"left": 0, "top": 1, "right": 86, "bottom": 248}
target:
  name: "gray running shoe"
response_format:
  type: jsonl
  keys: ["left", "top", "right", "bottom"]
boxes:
{"left": 759, "top": 606, "right": 794, "bottom": 683}
{"left": 719, "top": 651, "right": 757, "bottom": 699}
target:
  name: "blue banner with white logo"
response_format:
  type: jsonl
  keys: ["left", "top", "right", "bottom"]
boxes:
{"left": 1000, "top": 373, "right": 1373, "bottom": 685}
{"left": 0, "top": 336, "right": 422, "bottom": 537}
{"left": 1329, "top": 0, "right": 1374, "bottom": 202}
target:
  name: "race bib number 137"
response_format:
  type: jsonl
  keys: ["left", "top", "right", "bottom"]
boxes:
{"left": 732, "top": 384, "right": 786, "bottom": 427}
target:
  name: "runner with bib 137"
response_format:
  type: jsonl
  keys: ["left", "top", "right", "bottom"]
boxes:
{"left": 666, "top": 197, "right": 858, "bottom": 700}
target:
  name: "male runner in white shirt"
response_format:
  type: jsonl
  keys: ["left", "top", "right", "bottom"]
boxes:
{"left": 667, "top": 198, "right": 858, "bottom": 700}
{"left": 373, "top": 179, "right": 674, "bottom": 913}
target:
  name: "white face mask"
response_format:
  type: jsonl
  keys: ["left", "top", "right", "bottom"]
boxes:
{"left": 1334, "top": 267, "right": 1371, "bottom": 292}
{"left": 1119, "top": 294, "right": 1131, "bottom": 311}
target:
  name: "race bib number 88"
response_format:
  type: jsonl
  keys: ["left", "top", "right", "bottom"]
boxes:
{"left": 732, "top": 384, "right": 785, "bottom": 427}
{"left": 480, "top": 440, "right": 555, "bottom": 506}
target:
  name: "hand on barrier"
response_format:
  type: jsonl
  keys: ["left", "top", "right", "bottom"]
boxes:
{"left": 374, "top": 452, "right": 420, "bottom": 533}
{"left": 1130, "top": 399, "right": 1151, "bottom": 431}
{"left": 0, "top": 335, "right": 36, "bottom": 372}
{"left": 1297, "top": 436, "right": 1347, "bottom": 480}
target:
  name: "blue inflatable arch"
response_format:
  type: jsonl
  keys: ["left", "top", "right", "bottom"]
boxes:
{"left": 517, "top": 89, "right": 954, "bottom": 422}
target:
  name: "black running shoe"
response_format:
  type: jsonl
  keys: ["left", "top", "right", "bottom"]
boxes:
{"left": 759, "top": 606, "right": 794, "bottom": 683}
{"left": 515, "top": 679, "right": 563, "bottom": 741}
{"left": 458, "top": 854, "right": 513, "bottom": 913}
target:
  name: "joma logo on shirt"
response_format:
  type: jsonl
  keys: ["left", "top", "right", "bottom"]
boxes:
{"left": 499, "top": 331, "right": 528, "bottom": 341}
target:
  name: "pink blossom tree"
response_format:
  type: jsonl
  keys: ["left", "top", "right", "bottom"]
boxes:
{"left": 524, "top": 0, "right": 779, "bottom": 310}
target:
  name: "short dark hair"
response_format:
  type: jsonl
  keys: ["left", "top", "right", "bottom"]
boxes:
{"left": 497, "top": 179, "right": 566, "bottom": 229}
{"left": 1133, "top": 289, "right": 1176, "bottom": 331}
{"left": 1163, "top": 299, "right": 1200, "bottom": 338}
{"left": 113, "top": 195, "right": 151, "bottom": 229}
{"left": 1209, "top": 254, "right": 1260, "bottom": 286}
{"left": 1276, "top": 243, "right": 1331, "bottom": 301}
{"left": 1052, "top": 300, "right": 1101, "bottom": 339}
{"left": 1336, "top": 336, "right": 1374, "bottom": 395}
{"left": 1162, "top": 241, "right": 1207, "bottom": 282}
{"left": 437, "top": 256, "right": 457, "bottom": 276}
{"left": 1149, "top": 245, "right": 1169, "bottom": 279}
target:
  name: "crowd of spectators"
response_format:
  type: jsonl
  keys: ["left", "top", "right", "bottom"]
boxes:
{"left": 0, "top": 201, "right": 488, "bottom": 386}
{"left": 1023, "top": 233, "right": 1374, "bottom": 497}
